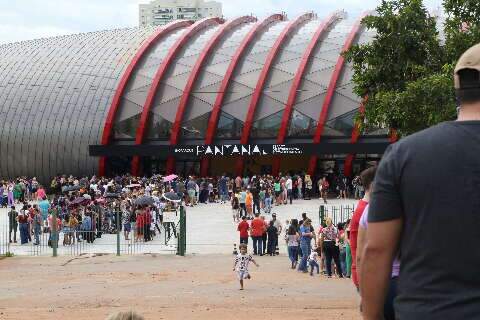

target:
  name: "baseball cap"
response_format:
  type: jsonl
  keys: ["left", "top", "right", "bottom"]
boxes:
{"left": 454, "top": 43, "right": 480, "bottom": 90}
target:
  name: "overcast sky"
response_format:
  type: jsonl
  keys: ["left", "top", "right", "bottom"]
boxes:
{"left": 0, "top": 0, "right": 443, "bottom": 44}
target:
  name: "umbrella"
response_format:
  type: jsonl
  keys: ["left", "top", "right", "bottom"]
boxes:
{"left": 163, "top": 192, "right": 182, "bottom": 203}
{"left": 135, "top": 196, "right": 155, "bottom": 206}
{"left": 61, "top": 185, "right": 81, "bottom": 193}
{"left": 95, "top": 198, "right": 106, "bottom": 204}
{"left": 126, "top": 184, "right": 142, "bottom": 188}
{"left": 70, "top": 197, "right": 87, "bottom": 205}
{"left": 105, "top": 193, "right": 121, "bottom": 198}
{"left": 163, "top": 174, "right": 178, "bottom": 182}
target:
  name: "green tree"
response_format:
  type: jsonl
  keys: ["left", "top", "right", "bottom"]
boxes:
{"left": 345, "top": 0, "right": 480, "bottom": 136}
{"left": 443, "top": 0, "right": 480, "bottom": 61}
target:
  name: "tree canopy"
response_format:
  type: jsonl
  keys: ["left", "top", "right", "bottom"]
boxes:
{"left": 345, "top": 0, "right": 480, "bottom": 136}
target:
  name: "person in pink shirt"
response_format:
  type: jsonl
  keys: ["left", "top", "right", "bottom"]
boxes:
{"left": 36, "top": 186, "right": 46, "bottom": 201}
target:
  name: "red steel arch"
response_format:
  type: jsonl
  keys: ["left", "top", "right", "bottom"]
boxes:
{"left": 343, "top": 98, "right": 366, "bottom": 177}
{"left": 307, "top": 13, "right": 367, "bottom": 176}
{"left": 165, "top": 15, "right": 257, "bottom": 174}
{"left": 131, "top": 17, "right": 223, "bottom": 176}
{"left": 98, "top": 20, "right": 192, "bottom": 176}
{"left": 272, "top": 12, "right": 343, "bottom": 176}
{"left": 235, "top": 12, "right": 315, "bottom": 175}
{"left": 200, "top": 14, "right": 285, "bottom": 176}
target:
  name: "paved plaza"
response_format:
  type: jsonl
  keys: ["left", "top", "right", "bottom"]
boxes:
{"left": 0, "top": 198, "right": 356, "bottom": 256}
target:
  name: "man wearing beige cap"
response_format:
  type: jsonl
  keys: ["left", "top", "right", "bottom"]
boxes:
{"left": 360, "top": 43, "right": 480, "bottom": 320}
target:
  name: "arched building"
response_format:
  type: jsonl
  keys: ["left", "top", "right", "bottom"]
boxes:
{"left": 0, "top": 12, "right": 392, "bottom": 182}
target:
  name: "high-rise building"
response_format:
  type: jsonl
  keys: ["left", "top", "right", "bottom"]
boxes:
{"left": 139, "top": 0, "right": 222, "bottom": 26}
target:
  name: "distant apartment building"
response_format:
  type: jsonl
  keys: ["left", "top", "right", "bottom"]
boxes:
{"left": 139, "top": 0, "right": 222, "bottom": 26}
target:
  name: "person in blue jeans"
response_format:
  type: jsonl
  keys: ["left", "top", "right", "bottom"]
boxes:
{"left": 298, "top": 219, "right": 314, "bottom": 273}
{"left": 286, "top": 225, "right": 300, "bottom": 269}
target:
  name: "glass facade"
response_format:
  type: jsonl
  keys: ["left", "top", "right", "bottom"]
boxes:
{"left": 251, "top": 111, "right": 283, "bottom": 138}
{"left": 287, "top": 110, "right": 318, "bottom": 137}
{"left": 114, "top": 114, "right": 141, "bottom": 140}
{"left": 180, "top": 112, "right": 211, "bottom": 139}
{"left": 326, "top": 109, "right": 357, "bottom": 136}
{"left": 146, "top": 112, "right": 172, "bottom": 140}
{"left": 216, "top": 112, "right": 243, "bottom": 139}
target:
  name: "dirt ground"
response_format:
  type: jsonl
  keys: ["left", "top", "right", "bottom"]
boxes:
{"left": 0, "top": 254, "right": 361, "bottom": 320}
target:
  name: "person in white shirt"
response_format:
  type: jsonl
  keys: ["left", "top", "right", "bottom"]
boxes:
{"left": 233, "top": 244, "right": 259, "bottom": 290}
{"left": 286, "top": 176, "right": 293, "bottom": 204}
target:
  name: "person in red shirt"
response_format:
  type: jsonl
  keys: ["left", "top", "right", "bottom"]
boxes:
{"left": 250, "top": 214, "right": 265, "bottom": 255}
{"left": 237, "top": 216, "right": 250, "bottom": 245}
{"left": 349, "top": 166, "right": 377, "bottom": 289}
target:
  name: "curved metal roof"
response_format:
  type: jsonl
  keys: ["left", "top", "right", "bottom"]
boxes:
{"left": 0, "top": 13, "right": 375, "bottom": 180}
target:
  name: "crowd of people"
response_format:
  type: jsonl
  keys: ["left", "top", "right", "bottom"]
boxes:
{"left": 2, "top": 171, "right": 367, "bottom": 248}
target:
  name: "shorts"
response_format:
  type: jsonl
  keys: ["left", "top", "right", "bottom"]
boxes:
{"left": 275, "top": 191, "right": 281, "bottom": 197}
{"left": 237, "top": 270, "right": 250, "bottom": 280}
{"left": 124, "top": 223, "right": 131, "bottom": 232}
{"left": 188, "top": 189, "right": 195, "bottom": 199}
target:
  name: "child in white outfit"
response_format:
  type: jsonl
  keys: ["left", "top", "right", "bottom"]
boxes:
{"left": 233, "top": 243, "right": 259, "bottom": 290}
{"left": 308, "top": 247, "right": 321, "bottom": 276}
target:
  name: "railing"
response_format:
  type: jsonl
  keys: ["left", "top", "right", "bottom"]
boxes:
{"left": 0, "top": 206, "right": 187, "bottom": 257}
{"left": 319, "top": 204, "right": 356, "bottom": 226}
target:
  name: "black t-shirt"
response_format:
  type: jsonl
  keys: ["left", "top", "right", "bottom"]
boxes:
{"left": 369, "top": 121, "right": 480, "bottom": 319}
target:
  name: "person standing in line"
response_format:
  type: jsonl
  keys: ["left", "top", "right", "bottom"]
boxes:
{"left": 338, "top": 222, "right": 347, "bottom": 277}
{"left": 286, "top": 176, "right": 293, "bottom": 204}
{"left": 219, "top": 175, "right": 228, "bottom": 204}
{"left": 36, "top": 185, "right": 47, "bottom": 201}
{"left": 320, "top": 177, "right": 329, "bottom": 204}
{"left": 8, "top": 206, "right": 18, "bottom": 243}
{"left": 239, "top": 188, "right": 247, "bottom": 218}
{"left": 274, "top": 180, "right": 281, "bottom": 205}
{"left": 266, "top": 221, "right": 278, "bottom": 256}
{"left": 260, "top": 216, "right": 268, "bottom": 255}
{"left": 344, "top": 219, "right": 352, "bottom": 278}
{"left": 122, "top": 205, "right": 131, "bottom": 241}
{"left": 186, "top": 177, "right": 196, "bottom": 207}
{"left": 7, "top": 183, "right": 14, "bottom": 207}
{"left": 297, "top": 175, "right": 303, "bottom": 199}
{"left": 349, "top": 166, "right": 376, "bottom": 289}
{"left": 297, "top": 219, "right": 314, "bottom": 273}
{"left": 38, "top": 196, "right": 51, "bottom": 228}
{"left": 234, "top": 176, "right": 242, "bottom": 194}
{"left": 361, "top": 46, "right": 480, "bottom": 320}
{"left": 357, "top": 205, "right": 400, "bottom": 320}
{"left": 286, "top": 224, "right": 299, "bottom": 269}
{"left": 321, "top": 217, "right": 343, "bottom": 278}
{"left": 231, "top": 193, "right": 240, "bottom": 222}
{"left": 32, "top": 208, "right": 42, "bottom": 245}
{"left": 250, "top": 213, "right": 265, "bottom": 256}
{"left": 263, "top": 188, "right": 272, "bottom": 214}
{"left": 18, "top": 205, "right": 29, "bottom": 245}
{"left": 237, "top": 216, "right": 250, "bottom": 245}
{"left": 304, "top": 174, "right": 313, "bottom": 200}
{"left": 271, "top": 213, "right": 282, "bottom": 255}
{"left": 233, "top": 243, "right": 259, "bottom": 290}
{"left": 251, "top": 184, "right": 261, "bottom": 215}
{"left": 245, "top": 189, "right": 253, "bottom": 217}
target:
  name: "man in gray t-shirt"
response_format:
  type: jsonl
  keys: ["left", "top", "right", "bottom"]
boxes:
{"left": 361, "top": 44, "right": 480, "bottom": 320}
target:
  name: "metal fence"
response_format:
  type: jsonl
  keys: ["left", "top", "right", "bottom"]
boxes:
{"left": 0, "top": 206, "right": 187, "bottom": 257}
{"left": 319, "top": 204, "right": 356, "bottom": 226}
